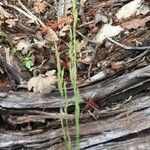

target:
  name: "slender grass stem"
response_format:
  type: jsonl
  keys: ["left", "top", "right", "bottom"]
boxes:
{"left": 70, "top": 0, "right": 80, "bottom": 149}
{"left": 55, "top": 0, "right": 80, "bottom": 149}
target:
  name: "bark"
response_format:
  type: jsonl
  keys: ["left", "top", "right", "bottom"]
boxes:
{"left": 1, "top": 64, "right": 150, "bottom": 150}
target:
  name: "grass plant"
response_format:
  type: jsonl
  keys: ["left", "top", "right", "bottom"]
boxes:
{"left": 55, "top": 0, "right": 80, "bottom": 149}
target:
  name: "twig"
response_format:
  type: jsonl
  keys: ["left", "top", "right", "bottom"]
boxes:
{"left": 6, "top": 4, "right": 36, "bottom": 22}
{"left": 106, "top": 37, "right": 150, "bottom": 50}
{"left": 87, "top": 44, "right": 100, "bottom": 80}
{"left": 79, "top": 5, "right": 87, "bottom": 24}
{"left": 76, "top": 30, "right": 99, "bottom": 44}
{"left": 77, "top": 30, "right": 150, "bottom": 51}
{"left": 125, "top": 49, "right": 150, "bottom": 67}
{"left": 18, "top": 0, "right": 45, "bottom": 27}
{"left": 76, "top": 30, "right": 101, "bottom": 80}
{"left": 88, "top": 62, "right": 92, "bottom": 80}
{"left": 79, "top": 21, "right": 95, "bottom": 28}
{"left": 16, "top": 23, "right": 36, "bottom": 33}
{"left": 4, "top": 1, "right": 45, "bottom": 27}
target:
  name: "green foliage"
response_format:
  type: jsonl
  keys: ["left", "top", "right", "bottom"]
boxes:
{"left": 0, "top": 29, "right": 34, "bottom": 70}
{"left": 54, "top": 42, "right": 64, "bottom": 97}
{"left": 55, "top": 41, "right": 72, "bottom": 149}
{"left": 22, "top": 51, "right": 34, "bottom": 70}
{"left": 60, "top": 83, "right": 72, "bottom": 150}
{"left": 55, "top": 0, "right": 80, "bottom": 149}
{"left": 70, "top": 0, "right": 80, "bottom": 149}
{"left": 22, "top": 56, "right": 34, "bottom": 70}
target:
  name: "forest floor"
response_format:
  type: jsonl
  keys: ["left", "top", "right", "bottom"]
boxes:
{"left": 0, "top": 0, "right": 150, "bottom": 149}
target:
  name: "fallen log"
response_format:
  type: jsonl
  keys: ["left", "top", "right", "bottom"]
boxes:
{"left": 0, "top": 65, "right": 150, "bottom": 111}
{"left": 1, "top": 65, "right": 150, "bottom": 149}
{"left": 0, "top": 92, "right": 150, "bottom": 149}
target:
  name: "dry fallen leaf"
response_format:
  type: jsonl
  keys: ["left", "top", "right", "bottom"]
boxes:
{"left": 44, "top": 27, "right": 59, "bottom": 42}
{"left": 0, "top": 20, "right": 4, "bottom": 25}
{"left": 121, "top": 16, "right": 150, "bottom": 29}
{"left": 33, "top": 0, "right": 48, "bottom": 13}
{"left": 116, "top": 0, "right": 144, "bottom": 20}
{"left": 16, "top": 39, "right": 31, "bottom": 54}
{"left": 94, "top": 24, "right": 124, "bottom": 44}
{"left": 0, "top": 6, "right": 12, "bottom": 19}
{"left": 27, "top": 71, "right": 56, "bottom": 93}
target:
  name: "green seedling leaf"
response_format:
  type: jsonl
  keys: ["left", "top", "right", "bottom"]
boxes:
{"left": 22, "top": 57, "right": 34, "bottom": 70}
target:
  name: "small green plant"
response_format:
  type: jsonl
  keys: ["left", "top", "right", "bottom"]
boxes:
{"left": 0, "top": 29, "right": 34, "bottom": 70}
{"left": 22, "top": 56, "right": 34, "bottom": 70}
{"left": 55, "top": 0, "right": 80, "bottom": 149}
{"left": 60, "top": 82, "right": 72, "bottom": 150}
{"left": 22, "top": 51, "right": 34, "bottom": 70}
{"left": 54, "top": 42, "right": 64, "bottom": 97}
{"left": 70, "top": 0, "right": 80, "bottom": 149}
{"left": 54, "top": 41, "right": 72, "bottom": 149}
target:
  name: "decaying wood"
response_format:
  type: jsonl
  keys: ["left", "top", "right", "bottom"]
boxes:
{"left": 0, "top": 1, "right": 149, "bottom": 149}
{"left": 1, "top": 65, "right": 150, "bottom": 110}
{"left": 1, "top": 65, "right": 150, "bottom": 149}
{"left": 0, "top": 92, "right": 150, "bottom": 149}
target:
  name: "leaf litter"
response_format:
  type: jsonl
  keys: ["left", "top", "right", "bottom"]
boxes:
{"left": 0, "top": 1, "right": 150, "bottom": 148}
{"left": 0, "top": 0, "right": 149, "bottom": 93}
{"left": 27, "top": 70, "right": 56, "bottom": 93}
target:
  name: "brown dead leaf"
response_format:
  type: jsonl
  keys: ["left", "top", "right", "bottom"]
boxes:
{"left": 121, "top": 16, "right": 150, "bottom": 30}
{"left": 42, "top": 26, "right": 59, "bottom": 42}
{"left": 27, "top": 71, "right": 56, "bottom": 93}
{"left": 33, "top": 0, "right": 48, "bottom": 13}
{"left": 0, "top": 6, "right": 12, "bottom": 19}
{"left": 50, "top": 16, "right": 72, "bottom": 31}
{"left": 94, "top": 24, "right": 124, "bottom": 44}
